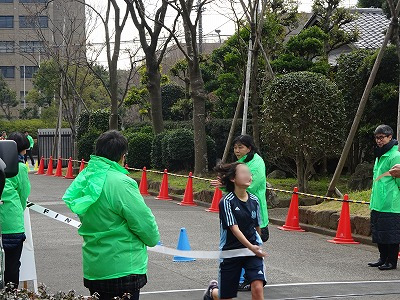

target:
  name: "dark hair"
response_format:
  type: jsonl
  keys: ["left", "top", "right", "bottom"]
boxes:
{"left": 233, "top": 134, "right": 260, "bottom": 162}
{"left": 95, "top": 130, "right": 128, "bottom": 162}
{"left": 8, "top": 132, "right": 30, "bottom": 153}
{"left": 214, "top": 162, "right": 244, "bottom": 193}
{"left": 374, "top": 125, "right": 394, "bottom": 138}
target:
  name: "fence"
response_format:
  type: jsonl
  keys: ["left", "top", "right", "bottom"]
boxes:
{"left": 37, "top": 129, "right": 72, "bottom": 168}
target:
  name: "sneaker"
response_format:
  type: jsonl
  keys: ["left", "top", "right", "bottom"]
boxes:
{"left": 238, "top": 280, "right": 251, "bottom": 291}
{"left": 203, "top": 280, "right": 218, "bottom": 300}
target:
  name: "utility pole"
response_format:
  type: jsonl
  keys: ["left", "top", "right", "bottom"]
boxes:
{"left": 197, "top": 0, "right": 203, "bottom": 54}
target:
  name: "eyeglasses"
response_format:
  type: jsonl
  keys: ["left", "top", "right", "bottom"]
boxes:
{"left": 375, "top": 135, "right": 388, "bottom": 141}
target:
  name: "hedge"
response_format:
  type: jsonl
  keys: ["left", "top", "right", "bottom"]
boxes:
{"left": 126, "top": 132, "right": 154, "bottom": 168}
{"left": 77, "top": 129, "right": 101, "bottom": 161}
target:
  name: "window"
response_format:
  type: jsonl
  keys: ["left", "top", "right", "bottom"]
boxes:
{"left": 20, "top": 66, "right": 38, "bottom": 78}
{"left": 0, "top": 66, "right": 15, "bottom": 78}
{"left": 19, "top": 41, "right": 44, "bottom": 53}
{"left": 19, "top": 0, "right": 46, "bottom": 2}
{"left": 0, "top": 41, "right": 14, "bottom": 53}
{"left": 19, "top": 16, "right": 48, "bottom": 28}
{"left": 0, "top": 16, "right": 14, "bottom": 28}
{"left": 0, "top": 0, "right": 13, "bottom": 3}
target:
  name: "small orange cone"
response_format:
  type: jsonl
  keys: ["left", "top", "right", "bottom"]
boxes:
{"left": 54, "top": 157, "right": 63, "bottom": 177}
{"left": 124, "top": 164, "right": 129, "bottom": 170}
{"left": 79, "top": 159, "right": 85, "bottom": 173}
{"left": 139, "top": 167, "right": 150, "bottom": 196}
{"left": 45, "top": 156, "right": 54, "bottom": 176}
{"left": 156, "top": 169, "right": 172, "bottom": 200}
{"left": 35, "top": 156, "right": 45, "bottom": 175}
{"left": 278, "top": 187, "right": 305, "bottom": 232}
{"left": 206, "top": 187, "right": 222, "bottom": 213}
{"left": 328, "top": 194, "right": 359, "bottom": 244}
{"left": 65, "top": 157, "right": 75, "bottom": 179}
{"left": 179, "top": 172, "right": 197, "bottom": 206}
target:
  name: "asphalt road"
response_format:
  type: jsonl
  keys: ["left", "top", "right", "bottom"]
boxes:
{"left": 25, "top": 173, "right": 400, "bottom": 299}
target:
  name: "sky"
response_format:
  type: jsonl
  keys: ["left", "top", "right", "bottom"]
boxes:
{"left": 85, "top": 0, "right": 359, "bottom": 70}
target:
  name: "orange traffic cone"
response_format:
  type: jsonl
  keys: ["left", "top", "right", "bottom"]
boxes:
{"left": 328, "top": 194, "right": 359, "bottom": 244}
{"left": 79, "top": 159, "right": 85, "bottom": 173}
{"left": 156, "top": 169, "right": 172, "bottom": 200}
{"left": 278, "top": 187, "right": 305, "bottom": 232}
{"left": 179, "top": 172, "right": 197, "bottom": 206}
{"left": 206, "top": 187, "right": 222, "bottom": 213}
{"left": 54, "top": 157, "right": 63, "bottom": 177}
{"left": 45, "top": 156, "right": 54, "bottom": 176}
{"left": 139, "top": 167, "right": 150, "bottom": 196}
{"left": 65, "top": 157, "right": 75, "bottom": 179}
{"left": 35, "top": 156, "right": 45, "bottom": 175}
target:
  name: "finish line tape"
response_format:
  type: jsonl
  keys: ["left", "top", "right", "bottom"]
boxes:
{"left": 26, "top": 201, "right": 258, "bottom": 259}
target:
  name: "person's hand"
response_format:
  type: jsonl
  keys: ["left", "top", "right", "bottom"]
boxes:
{"left": 389, "top": 164, "right": 400, "bottom": 178}
{"left": 250, "top": 245, "right": 266, "bottom": 258}
{"left": 210, "top": 177, "right": 222, "bottom": 188}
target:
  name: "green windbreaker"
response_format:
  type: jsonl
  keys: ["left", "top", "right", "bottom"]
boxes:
{"left": 27, "top": 135, "right": 34, "bottom": 149}
{"left": 370, "top": 145, "right": 400, "bottom": 213}
{"left": 0, "top": 162, "right": 30, "bottom": 234}
{"left": 238, "top": 153, "right": 269, "bottom": 227}
{"left": 63, "top": 155, "right": 160, "bottom": 280}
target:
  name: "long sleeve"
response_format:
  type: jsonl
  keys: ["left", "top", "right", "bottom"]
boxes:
{"left": 17, "top": 163, "right": 30, "bottom": 209}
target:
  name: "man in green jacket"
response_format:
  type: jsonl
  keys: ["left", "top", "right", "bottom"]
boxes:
{"left": 368, "top": 125, "right": 400, "bottom": 271}
{"left": 23, "top": 131, "right": 35, "bottom": 166}
{"left": 63, "top": 130, "right": 160, "bottom": 300}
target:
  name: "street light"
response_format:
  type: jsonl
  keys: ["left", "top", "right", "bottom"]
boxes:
{"left": 215, "top": 29, "right": 221, "bottom": 44}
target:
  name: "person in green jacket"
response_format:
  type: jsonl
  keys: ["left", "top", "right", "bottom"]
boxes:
{"left": 368, "top": 125, "right": 400, "bottom": 271}
{"left": 63, "top": 130, "right": 160, "bottom": 300}
{"left": 212, "top": 134, "right": 268, "bottom": 291}
{"left": 23, "top": 131, "right": 35, "bottom": 166}
{"left": 0, "top": 132, "right": 31, "bottom": 287}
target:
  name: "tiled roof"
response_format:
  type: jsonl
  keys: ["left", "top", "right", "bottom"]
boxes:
{"left": 344, "top": 8, "right": 390, "bottom": 49}
{"left": 305, "top": 8, "right": 390, "bottom": 49}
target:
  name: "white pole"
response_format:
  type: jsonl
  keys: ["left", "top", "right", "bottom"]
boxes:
{"left": 241, "top": 39, "right": 253, "bottom": 135}
{"left": 23, "top": 65, "right": 26, "bottom": 109}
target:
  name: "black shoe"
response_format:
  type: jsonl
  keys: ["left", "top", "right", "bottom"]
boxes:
{"left": 238, "top": 280, "right": 251, "bottom": 292}
{"left": 368, "top": 260, "right": 385, "bottom": 267}
{"left": 378, "top": 263, "right": 397, "bottom": 270}
{"left": 203, "top": 280, "right": 218, "bottom": 300}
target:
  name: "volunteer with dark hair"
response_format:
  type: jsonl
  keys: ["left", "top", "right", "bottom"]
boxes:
{"left": 63, "top": 130, "right": 160, "bottom": 300}
{"left": 368, "top": 125, "right": 400, "bottom": 270}
{"left": 204, "top": 162, "right": 266, "bottom": 300}
{"left": 0, "top": 132, "right": 31, "bottom": 287}
{"left": 211, "top": 134, "right": 268, "bottom": 290}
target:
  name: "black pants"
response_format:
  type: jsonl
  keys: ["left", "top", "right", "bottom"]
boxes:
{"left": 4, "top": 242, "right": 24, "bottom": 288}
{"left": 89, "top": 289, "right": 140, "bottom": 300}
{"left": 24, "top": 149, "right": 34, "bottom": 166}
{"left": 378, "top": 243, "right": 399, "bottom": 266}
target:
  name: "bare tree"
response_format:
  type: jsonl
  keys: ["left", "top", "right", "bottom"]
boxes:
{"left": 164, "top": 0, "right": 213, "bottom": 175}
{"left": 124, "top": 0, "right": 178, "bottom": 134}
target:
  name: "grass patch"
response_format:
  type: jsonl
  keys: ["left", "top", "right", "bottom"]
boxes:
{"left": 308, "top": 189, "right": 371, "bottom": 217}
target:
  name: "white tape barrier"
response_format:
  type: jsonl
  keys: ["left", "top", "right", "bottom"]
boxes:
{"left": 26, "top": 201, "right": 258, "bottom": 259}
{"left": 20, "top": 209, "right": 38, "bottom": 293}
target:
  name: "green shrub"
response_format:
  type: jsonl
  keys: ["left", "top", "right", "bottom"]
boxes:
{"left": 77, "top": 129, "right": 101, "bottom": 161}
{"left": 162, "top": 128, "right": 194, "bottom": 171}
{"left": 0, "top": 119, "right": 53, "bottom": 139}
{"left": 77, "top": 111, "right": 90, "bottom": 139}
{"left": 151, "top": 132, "right": 167, "bottom": 169}
{"left": 126, "top": 132, "right": 154, "bottom": 168}
{"left": 89, "top": 109, "right": 110, "bottom": 133}
{"left": 206, "top": 135, "right": 217, "bottom": 170}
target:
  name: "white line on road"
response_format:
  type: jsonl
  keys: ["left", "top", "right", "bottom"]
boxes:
{"left": 140, "top": 280, "right": 400, "bottom": 295}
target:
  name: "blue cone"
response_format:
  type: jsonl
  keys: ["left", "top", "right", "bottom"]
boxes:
{"left": 173, "top": 227, "right": 196, "bottom": 262}
{"left": 157, "top": 240, "right": 163, "bottom": 246}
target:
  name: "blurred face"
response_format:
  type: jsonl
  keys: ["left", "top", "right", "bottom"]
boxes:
{"left": 231, "top": 164, "right": 252, "bottom": 188}
{"left": 375, "top": 134, "right": 392, "bottom": 148}
{"left": 233, "top": 142, "right": 251, "bottom": 159}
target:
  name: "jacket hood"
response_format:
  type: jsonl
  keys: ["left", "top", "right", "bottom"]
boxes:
{"left": 63, "top": 155, "right": 128, "bottom": 215}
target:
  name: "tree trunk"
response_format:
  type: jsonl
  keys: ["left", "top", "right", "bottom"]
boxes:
{"left": 189, "top": 59, "right": 208, "bottom": 175}
{"left": 146, "top": 53, "right": 164, "bottom": 134}
{"left": 109, "top": 64, "right": 119, "bottom": 130}
{"left": 296, "top": 152, "right": 307, "bottom": 192}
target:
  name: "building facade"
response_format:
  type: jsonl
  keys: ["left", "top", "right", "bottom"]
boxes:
{"left": 0, "top": 0, "right": 85, "bottom": 118}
